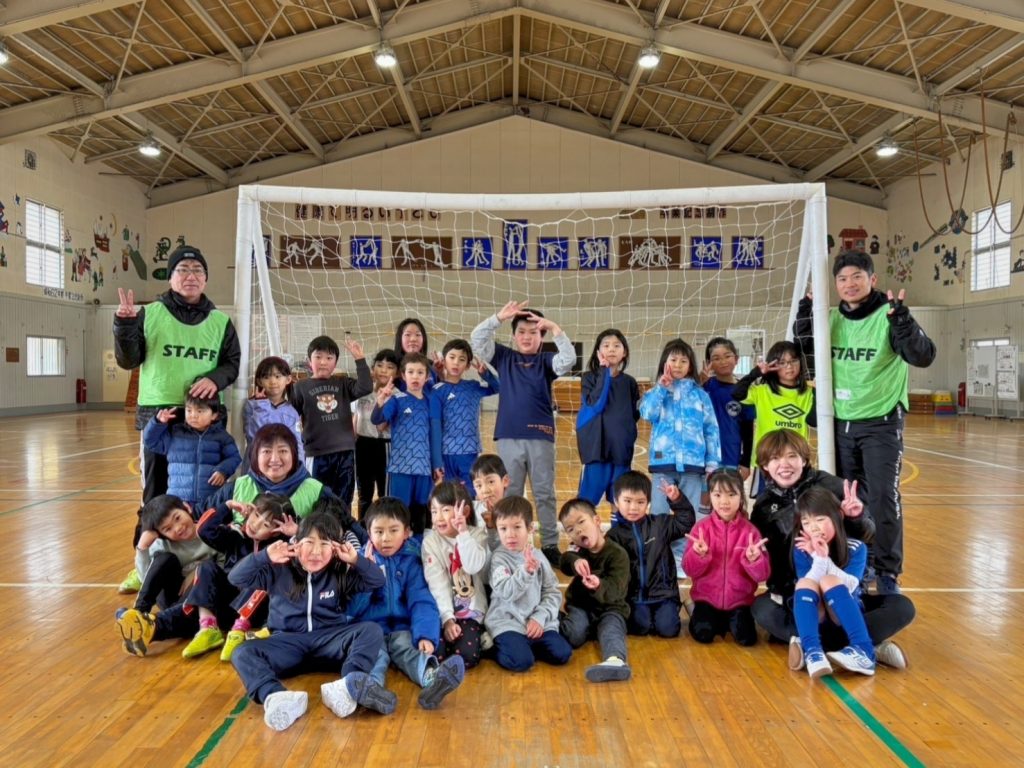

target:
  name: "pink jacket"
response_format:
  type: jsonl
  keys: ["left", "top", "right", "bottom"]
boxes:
{"left": 683, "top": 513, "right": 771, "bottom": 611}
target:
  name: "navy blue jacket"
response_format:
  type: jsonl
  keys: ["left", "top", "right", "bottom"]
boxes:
{"left": 576, "top": 368, "right": 640, "bottom": 466}
{"left": 607, "top": 495, "right": 695, "bottom": 604}
{"left": 348, "top": 540, "right": 441, "bottom": 647}
{"left": 228, "top": 549, "right": 384, "bottom": 633}
{"left": 143, "top": 416, "right": 241, "bottom": 505}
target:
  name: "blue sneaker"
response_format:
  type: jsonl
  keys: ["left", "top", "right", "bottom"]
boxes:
{"left": 876, "top": 572, "right": 901, "bottom": 595}
{"left": 418, "top": 655, "right": 465, "bottom": 709}
{"left": 804, "top": 649, "right": 833, "bottom": 679}
{"left": 827, "top": 645, "right": 877, "bottom": 676}
{"left": 343, "top": 671, "right": 397, "bottom": 715}
{"left": 115, "top": 607, "right": 128, "bottom": 621}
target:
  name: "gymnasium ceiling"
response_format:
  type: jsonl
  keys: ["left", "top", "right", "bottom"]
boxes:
{"left": 0, "top": 0, "right": 1021, "bottom": 208}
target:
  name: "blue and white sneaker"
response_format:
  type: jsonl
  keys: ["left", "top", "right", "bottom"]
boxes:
{"left": 804, "top": 649, "right": 833, "bottom": 679}
{"left": 827, "top": 645, "right": 877, "bottom": 676}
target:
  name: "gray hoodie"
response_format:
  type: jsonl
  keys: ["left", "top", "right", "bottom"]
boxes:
{"left": 484, "top": 546, "right": 563, "bottom": 637}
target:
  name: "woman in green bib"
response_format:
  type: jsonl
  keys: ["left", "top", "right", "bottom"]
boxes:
{"left": 206, "top": 424, "right": 366, "bottom": 543}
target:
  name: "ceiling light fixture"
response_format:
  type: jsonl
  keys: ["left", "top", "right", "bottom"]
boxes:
{"left": 637, "top": 44, "right": 660, "bottom": 69}
{"left": 876, "top": 136, "right": 899, "bottom": 158}
{"left": 138, "top": 133, "right": 161, "bottom": 157}
{"left": 0, "top": 40, "right": 10, "bottom": 66}
{"left": 374, "top": 43, "right": 397, "bottom": 68}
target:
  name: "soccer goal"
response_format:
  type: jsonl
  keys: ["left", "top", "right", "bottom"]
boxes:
{"left": 232, "top": 184, "right": 835, "bottom": 478}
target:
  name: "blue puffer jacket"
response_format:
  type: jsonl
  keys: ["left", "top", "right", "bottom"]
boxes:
{"left": 639, "top": 378, "right": 722, "bottom": 473}
{"left": 228, "top": 549, "right": 384, "bottom": 633}
{"left": 143, "top": 416, "right": 242, "bottom": 506}
{"left": 348, "top": 539, "right": 441, "bottom": 647}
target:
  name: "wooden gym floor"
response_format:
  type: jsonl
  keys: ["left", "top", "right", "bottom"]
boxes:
{"left": 0, "top": 410, "right": 1021, "bottom": 767}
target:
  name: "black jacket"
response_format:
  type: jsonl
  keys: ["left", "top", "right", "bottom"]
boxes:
{"left": 792, "top": 290, "right": 936, "bottom": 380}
{"left": 750, "top": 467, "right": 875, "bottom": 597}
{"left": 606, "top": 494, "right": 695, "bottom": 604}
{"left": 114, "top": 290, "right": 241, "bottom": 429}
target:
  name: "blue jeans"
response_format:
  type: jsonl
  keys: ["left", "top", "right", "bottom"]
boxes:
{"left": 493, "top": 630, "right": 572, "bottom": 672}
{"left": 369, "top": 630, "right": 432, "bottom": 687}
{"left": 651, "top": 470, "right": 704, "bottom": 566}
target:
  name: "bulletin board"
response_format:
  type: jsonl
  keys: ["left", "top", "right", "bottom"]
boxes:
{"left": 996, "top": 345, "right": 1018, "bottom": 401}
{"left": 967, "top": 346, "right": 995, "bottom": 398}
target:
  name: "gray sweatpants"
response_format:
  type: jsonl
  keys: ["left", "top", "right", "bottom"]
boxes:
{"left": 497, "top": 438, "right": 558, "bottom": 548}
{"left": 560, "top": 606, "right": 628, "bottom": 662}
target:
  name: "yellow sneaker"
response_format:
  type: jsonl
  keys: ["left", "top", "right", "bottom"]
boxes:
{"left": 117, "top": 609, "right": 156, "bottom": 656}
{"left": 118, "top": 569, "right": 142, "bottom": 594}
{"left": 219, "top": 627, "right": 270, "bottom": 662}
{"left": 182, "top": 627, "right": 225, "bottom": 659}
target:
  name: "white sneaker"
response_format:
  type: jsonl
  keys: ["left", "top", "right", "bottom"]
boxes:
{"left": 875, "top": 640, "right": 908, "bottom": 670}
{"left": 804, "top": 650, "right": 833, "bottom": 679}
{"left": 321, "top": 678, "right": 357, "bottom": 719}
{"left": 263, "top": 690, "right": 308, "bottom": 731}
{"left": 787, "top": 636, "right": 804, "bottom": 671}
{"left": 827, "top": 646, "right": 877, "bottom": 676}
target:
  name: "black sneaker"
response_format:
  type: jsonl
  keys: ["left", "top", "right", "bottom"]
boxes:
{"left": 541, "top": 545, "right": 561, "bottom": 566}
{"left": 876, "top": 572, "right": 901, "bottom": 595}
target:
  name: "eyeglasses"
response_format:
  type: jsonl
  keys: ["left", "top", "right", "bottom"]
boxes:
{"left": 776, "top": 358, "right": 801, "bottom": 368}
{"left": 709, "top": 354, "right": 736, "bottom": 363}
{"left": 173, "top": 267, "right": 207, "bottom": 277}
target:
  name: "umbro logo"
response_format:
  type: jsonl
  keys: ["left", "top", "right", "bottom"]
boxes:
{"left": 773, "top": 404, "right": 805, "bottom": 420}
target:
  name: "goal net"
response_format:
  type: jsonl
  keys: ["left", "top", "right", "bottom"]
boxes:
{"left": 231, "top": 184, "right": 835, "bottom": 499}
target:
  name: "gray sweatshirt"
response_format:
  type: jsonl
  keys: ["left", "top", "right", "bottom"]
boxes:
{"left": 484, "top": 546, "right": 563, "bottom": 637}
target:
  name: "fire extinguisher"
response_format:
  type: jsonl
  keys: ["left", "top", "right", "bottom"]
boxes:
{"left": 957, "top": 381, "right": 966, "bottom": 409}
{"left": 76, "top": 378, "right": 87, "bottom": 404}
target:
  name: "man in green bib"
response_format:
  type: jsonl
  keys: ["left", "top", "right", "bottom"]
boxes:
{"left": 114, "top": 245, "right": 240, "bottom": 592}
{"left": 794, "top": 251, "right": 935, "bottom": 595}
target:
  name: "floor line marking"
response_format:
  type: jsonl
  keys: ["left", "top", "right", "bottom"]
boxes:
{"left": 903, "top": 443, "right": 1024, "bottom": 472}
{"left": 185, "top": 696, "right": 249, "bottom": 768}
{"left": 59, "top": 442, "right": 137, "bottom": 459}
{"left": 823, "top": 677, "right": 925, "bottom": 768}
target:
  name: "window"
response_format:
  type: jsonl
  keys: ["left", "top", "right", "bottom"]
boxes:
{"left": 25, "top": 199, "right": 64, "bottom": 289}
{"left": 971, "top": 338, "right": 1010, "bottom": 348}
{"left": 27, "top": 336, "right": 66, "bottom": 376}
{"left": 970, "top": 201, "right": 1011, "bottom": 292}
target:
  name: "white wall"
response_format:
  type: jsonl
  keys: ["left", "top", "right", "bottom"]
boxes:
{"left": 0, "top": 137, "right": 149, "bottom": 411}
{"left": 885, "top": 133, "right": 1024, "bottom": 396}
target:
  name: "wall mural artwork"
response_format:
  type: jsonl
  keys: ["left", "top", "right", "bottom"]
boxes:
{"left": 0, "top": 245, "right": 6, "bottom": 267}
{"left": 152, "top": 235, "right": 188, "bottom": 280}
{"left": 1012, "top": 250, "right": 1024, "bottom": 275}
{"left": 886, "top": 233, "right": 913, "bottom": 283}
{"left": 0, "top": 200, "right": 8, "bottom": 234}
{"left": 578, "top": 237, "right": 610, "bottom": 270}
{"left": 933, "top": 244, "right": 964, "bottom": 286}
{"left": 462, "top": 237, "right": 493, "bottom": 270}
{"left": 503, "top": 220, "right": 528, "bottom": 270}
{"left": 93, "top": 214, "right": 116, "bottom": 252}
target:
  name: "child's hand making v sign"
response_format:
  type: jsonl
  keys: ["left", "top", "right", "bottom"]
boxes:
{"left": 375, "top": 379, "right": 395, "bottom": 407}
{"left": 573, "top": 558, "right": 601, "bottom": 591}
{"left": 839, "top": 479, "right": 863, "bottom": 518}
{"left": 743, "top": 532, "right": 769, "bottom": 563}
{"left": 686, "top": 528, "right": 709, "bottom": 557}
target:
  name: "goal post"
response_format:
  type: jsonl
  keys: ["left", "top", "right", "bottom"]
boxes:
{"left": 232, "top": 182, "right": 834, "bottom": 476}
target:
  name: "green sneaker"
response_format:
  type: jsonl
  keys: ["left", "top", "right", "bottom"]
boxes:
{"left": 118, "top": 569, "right": 142, "bottom": 594}
{"left": 182, "top": 627, "right": 225, "bottom": 659}
{"left": 117, "top": 609, "right": 156, "bottom": 656}
{"left": 220, "top": 627, "right": 270, "bottom": 662}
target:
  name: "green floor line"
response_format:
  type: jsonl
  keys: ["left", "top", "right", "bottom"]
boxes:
{"left": 186, "top": 696, "right": 249, "bottom": 768}
{"left": 824, "top": 676, "right": 926, "bottom": 767}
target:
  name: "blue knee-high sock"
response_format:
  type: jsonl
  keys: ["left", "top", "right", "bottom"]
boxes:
{"left": 824, "top": 586, "right": 875, "bottom": 660}
{"left": 793, "top": 588, "right": 823, "bottom": 654}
